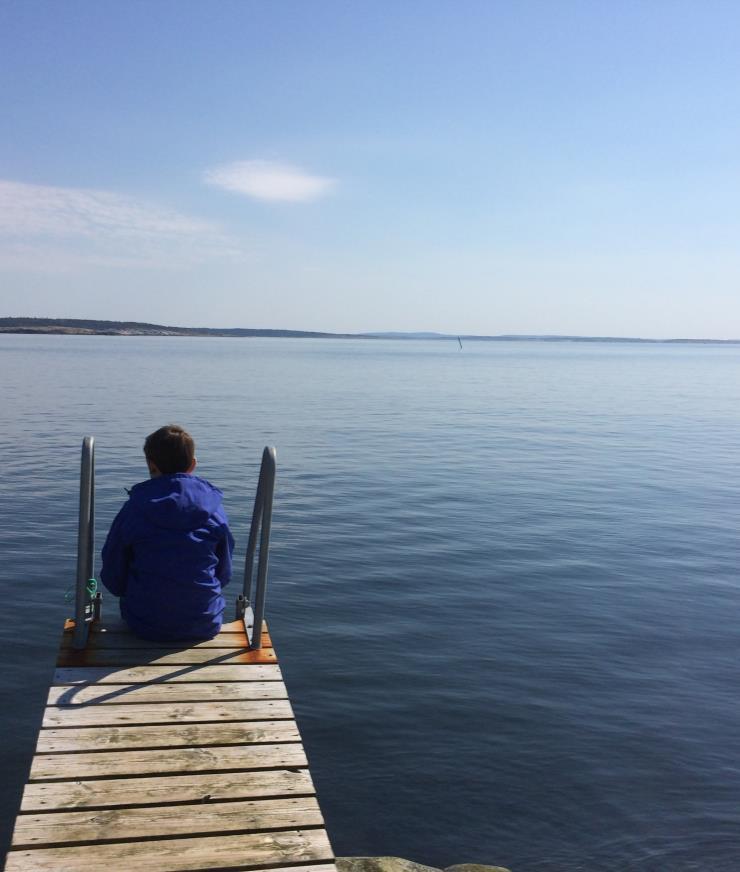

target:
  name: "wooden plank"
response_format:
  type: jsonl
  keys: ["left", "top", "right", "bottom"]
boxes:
{"left": 56, "top": 647, "right": 277, "bottom": 666}
{"left": 21, "top": 768, "right": 316, "bottom": 812}
{"left": 248, "top": 866, "right": 336, "bottom": 872}
{"left": 60, "top": 621, "right": 271, "bottom": 650}
{"left": 36, "top": 720, "right": 301, "bottom": 753}
{"left": 59, "top": 632, "right": 272, "bottom": 650}
{"left": 30, "top": 742, "right": 307, "bottom": 780}
{"left": 64, "top": 618, "right": 267, "bottom": 636}
{"left": 53, "top": 663, "right": 282, "bottom": 684}
{"left": 5, "top": 828, "right": 334, "bottom": 872}
{"left": 43, "top": 699, "right": 294, "bottom": 728}
{"left": 47, "top": 680, "right": 287, "bottom": 706}
{"left": 236, "top": 866, "right": 336, "bottom": 872}
{"left": 62, "top": 633, "right": 239, "bottom": 649}
{"left": 13, "top": 796, "right": 323, "bottom": 847}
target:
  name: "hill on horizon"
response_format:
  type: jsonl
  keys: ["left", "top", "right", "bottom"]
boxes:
{"left": 1, "top": 317, "right": 739, "bottom": 344}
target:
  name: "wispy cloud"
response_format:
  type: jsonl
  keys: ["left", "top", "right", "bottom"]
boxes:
{"left": 203, "top": 160, "right": 335, "bottom": 203}
{"left": 0, "top": 179, "right": 242, "bottom": 271}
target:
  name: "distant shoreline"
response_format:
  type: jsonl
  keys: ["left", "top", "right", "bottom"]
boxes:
{"left": 1, "top": 317, "right": 739, "bottom": 344}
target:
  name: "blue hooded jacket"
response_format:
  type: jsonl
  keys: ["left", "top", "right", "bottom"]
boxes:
{"left": 101, "top": 474, "right": 234, "bottom": 641}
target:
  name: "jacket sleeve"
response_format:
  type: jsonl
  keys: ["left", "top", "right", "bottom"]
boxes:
{"left": 216, "top": 523, "right": 235, "bottom": 589}
{"left": 100, "top": 506, "right": 131, "bottom": 597}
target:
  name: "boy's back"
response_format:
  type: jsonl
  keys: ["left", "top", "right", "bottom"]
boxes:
{"left": 100, "top": 426, "right": 234, "bottom": 641}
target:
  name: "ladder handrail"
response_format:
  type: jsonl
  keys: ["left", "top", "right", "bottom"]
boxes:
{"left": 72, "top": 438, "right": 274, "bottom": 650}
{"left": 237, "top": 446, "right": 276, "bottom": 649}
{"left": 73, "top": 436, "right": 97, "bottom": 649}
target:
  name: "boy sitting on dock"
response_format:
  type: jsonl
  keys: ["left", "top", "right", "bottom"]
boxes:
{"left": 101, "top": 425, "right": 235, "bottom": 641}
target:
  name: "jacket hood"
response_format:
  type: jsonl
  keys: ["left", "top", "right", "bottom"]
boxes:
{"left": 128, "top": 474, "right": 225, "bottom": 531}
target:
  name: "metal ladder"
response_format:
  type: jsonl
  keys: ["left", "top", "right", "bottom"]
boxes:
{"left": 71, "top": 437, "right": 276, "bottom": 650}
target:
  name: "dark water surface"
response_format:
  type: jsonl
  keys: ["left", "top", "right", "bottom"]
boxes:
{"left": 2, "top": 334, "right": 740, "bottom": 871}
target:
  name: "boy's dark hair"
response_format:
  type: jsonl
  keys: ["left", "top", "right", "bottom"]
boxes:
{"left": 144, "top": 425, "right": 195, "bottom": 474}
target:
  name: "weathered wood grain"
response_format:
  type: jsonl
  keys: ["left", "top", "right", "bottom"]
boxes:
{"left": 20, "top": 768, "right": 315, "bottom": 811}
{"left": 43, "top": 698, "right": 294, "bottom": 728}
{"left": 47, "top": 680, "right": 287, "bottom": 706}
{"left": 241, "top": 866, "right": 336, "bottom": 872}
{"left": 30, "top": 742, "right": 307, "bottom": 780}
{"left": 5, "top": 828, "right": 334, "bottom": 872}
{"left": 53, "top": 663, "right": 282, "bottom": 684}
{"left": 12, "top": 796, "right": 324, "bottom": 847}
{"left": 36, "top": 720, "right": 301, "bottom": 753}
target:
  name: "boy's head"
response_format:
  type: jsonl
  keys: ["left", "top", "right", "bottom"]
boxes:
{"left": 144, "top": 425, "right": 196, "bottom": 477}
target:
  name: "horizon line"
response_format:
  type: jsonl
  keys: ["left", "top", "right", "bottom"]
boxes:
{"left": 1, "top": 316, "right": 739, "bottom": 345}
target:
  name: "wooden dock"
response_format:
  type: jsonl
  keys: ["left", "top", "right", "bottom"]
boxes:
{"left": 5, "top": 618, "right": 336, "bottom": 872}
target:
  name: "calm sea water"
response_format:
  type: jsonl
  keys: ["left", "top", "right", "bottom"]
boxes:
{"left": 2, "top": 334, "right": 740, "bottom": 871}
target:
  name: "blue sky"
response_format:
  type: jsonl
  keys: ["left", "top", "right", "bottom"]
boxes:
{"left": 1, "top": 1, "right": 739, "bottom": 337}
